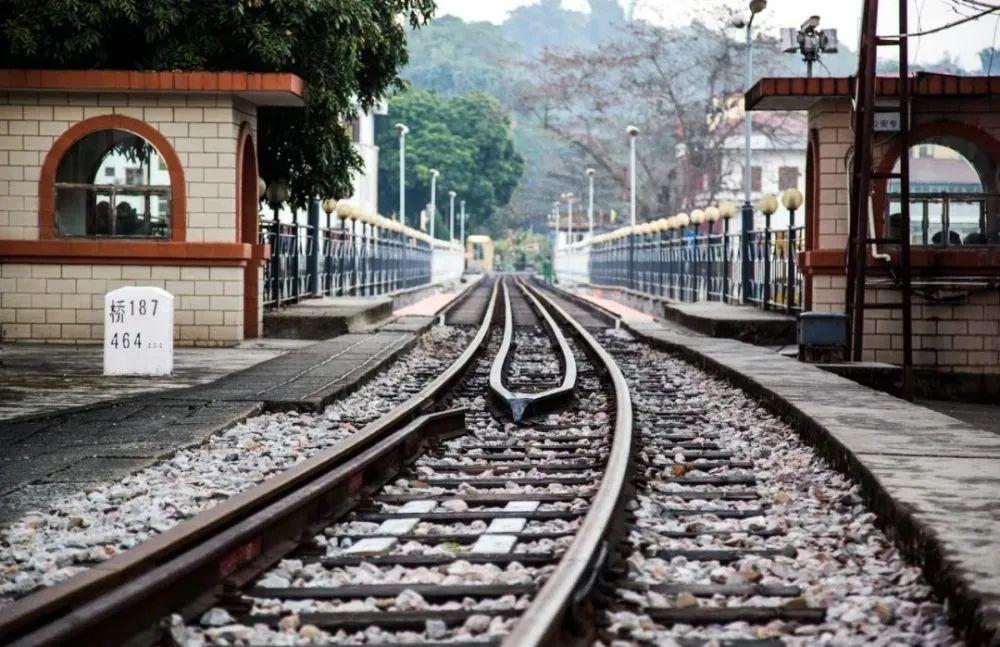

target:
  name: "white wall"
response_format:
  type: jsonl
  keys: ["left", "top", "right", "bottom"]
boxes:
{"left": 553, "top": 242, "right": 590, "bottom": 285}
{"left": 431, "top": 242, "right": 465, "bottom": 285}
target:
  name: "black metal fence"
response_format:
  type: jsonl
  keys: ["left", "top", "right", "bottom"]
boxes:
{"left": 587, "top": 220, "right": 805, "bottom": 314}
{"left": 259, "top": 215, "right": 436, "bottom": 308}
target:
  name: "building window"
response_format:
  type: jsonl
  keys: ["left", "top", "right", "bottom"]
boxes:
{"left": 751, "top": 166, "right": 763, "bottom": 192}
{"left": 54, "top": 129, "right": 171, "bottom": 238}
{"left": 779, "top": 166, "right": 801, "bottom": 191}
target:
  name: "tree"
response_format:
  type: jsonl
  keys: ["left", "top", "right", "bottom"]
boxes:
{"left": 514, "top": 9, "right": 797, "bottom": 217}
{"left": 376, "top": 89, "right": 523, "bottom": 235}
{"left": 0, "top": 0, "right": 436, "bottom": 208}
{"left": 403, "top": 16, "right": 516, "bottom": 98}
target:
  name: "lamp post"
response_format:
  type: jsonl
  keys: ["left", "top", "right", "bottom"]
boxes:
{"left": 627, "top": 126, "right": 640, "bottom": 290}
{"left": 734, "top": 0, "right": 767, "bottom": 303}
{"left": 448, "top": 191, "right": 457, "bottom": 242}
{"left": 781, "top": 188, "right": 804, "bottom": 313}
{"left": 562, "top": 192, "right": 574, "bottom": 245}
{"left": 626, "top": 126, "right": 640, "bottom": 228}
{"left": 429, "top": 169, "right": 439, "bottom": 240}
{"left": 265, "top": 180, "right": 290, "bottom": 304}
{"left": 395, "top": 123, "right": 409, "bottom": 226}
{"left": 586, "top": 168, "right": 596, "bottom": 240}
{"left": 758, "top": 193, "right": 778, "bottom": 309}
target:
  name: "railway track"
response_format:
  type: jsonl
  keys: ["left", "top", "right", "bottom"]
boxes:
{"left": 0, "top": 276, "right": 632, "bottom": 646}
{"left": 0, "top": 275, "right": 954, "bottom": 645}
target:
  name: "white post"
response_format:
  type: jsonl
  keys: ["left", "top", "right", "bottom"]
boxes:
{"left": 567, "top": 194, "right": 574, "bottom": 244}
{"left": 449, "top": 191, "right": 456, "bottom": 242}
{"left": 460, "top": 200, "right": 466, "bottom": 244}
{"left": 395, "top": 123, "right": 408, "bottom": 225}
{"left": 586, "top": 168, "right": 595, "bottom": 240}
{"left": 430, "top": 169, "right": 439, "bottom": 239}
{"left": 627, "top": 126, "right": 639, "bottom": 227}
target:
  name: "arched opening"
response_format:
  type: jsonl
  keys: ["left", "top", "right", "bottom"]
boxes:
{"left": 237, "top": 126, "right": 262, "bottom": 338}
{"left": 40, "top": 114, "right": 186, "bottom": 241}
{"left": 876, "top": 123, "right": 1000, "bottom": 247}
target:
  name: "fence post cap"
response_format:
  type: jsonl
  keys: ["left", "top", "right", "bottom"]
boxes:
{"left": 781, "top": 187, "right": 804, "bottom": 211}
{"left": 758, "top": 194, "right": 778, "bottom": 216}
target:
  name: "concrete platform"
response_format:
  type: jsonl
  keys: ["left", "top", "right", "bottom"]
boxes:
{"left": 578, "top": 283, "right": 797, "bottom": 345}
{"left": 0, "top": 331, "right": 418, "bottom": 522}
{"left": 263, "top": 296, "right": 394, "bottom": 340}
{"left": 587, "top": 307, "right": 1000, "bottom": 643}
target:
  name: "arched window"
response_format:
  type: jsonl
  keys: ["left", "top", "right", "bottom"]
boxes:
{"left": 54, "top": 129, "right": 172, "bottom": 238}
{"left": 886, "top": 141, "right": 998, "bottom": 246}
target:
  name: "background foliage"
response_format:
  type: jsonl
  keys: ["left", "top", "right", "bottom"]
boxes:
{"left": 0, "top": 0, "right": 436, "bottom": 209}
{"left": 375, "top": 89, "right": 523, "bottom": 235}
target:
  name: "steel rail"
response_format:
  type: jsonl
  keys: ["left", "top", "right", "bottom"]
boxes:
{"left": 489, "top": 277, "right": 578, "bottom": 422}
{"left": 0, "top": 281, "right": 500, "bottom": 645}
{"left": 503, "top": 280, "right": 634, "bottom": 647}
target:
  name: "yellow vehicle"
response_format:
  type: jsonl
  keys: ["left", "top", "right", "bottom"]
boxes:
{"left": 466, "top": 235, "right": 495, "bottom": 273}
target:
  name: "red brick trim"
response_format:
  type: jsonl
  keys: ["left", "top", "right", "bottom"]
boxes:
{"left": 747, "top": 74, "right": 1000, "bottom": 111}
{"left": 0, "top": 69, "right": 304, "bottom": 98}
{"left": 39, "top": 114, "right": 187, "bottom": 242}
{"left": 235, "top": 123, "right": 263, "bottom": 337}
{"left": 0, "top": 240, "right": 251, "bottom": 267}
{"left": 875, "top": 120, "right": 1000, "bottom": 175}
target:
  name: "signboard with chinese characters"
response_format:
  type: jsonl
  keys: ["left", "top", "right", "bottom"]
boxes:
{"left": 874, "top": 112, "right": 901, "bottom": 132}
{"left": 103, "top": 287, "right": 174, "bottom": 376}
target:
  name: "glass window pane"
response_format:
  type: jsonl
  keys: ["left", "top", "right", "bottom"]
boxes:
{"left": 54, "top": 129, "right": 170, "bottom": 238}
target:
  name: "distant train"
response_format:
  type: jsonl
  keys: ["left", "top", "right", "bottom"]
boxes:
{"left": 466, "top": 235, "right": 495, "bottom": 273}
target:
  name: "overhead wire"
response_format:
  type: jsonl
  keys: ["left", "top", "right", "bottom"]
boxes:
{"left": 885, "top": 2, "right": 1000, "bottom": 37}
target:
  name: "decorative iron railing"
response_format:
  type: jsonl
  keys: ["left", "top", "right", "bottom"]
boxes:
{"left": 260, "top": 206, "right": 460, "bottom": 308}
{"left": 571, "top": 219, "right": 805, "bottom": 314}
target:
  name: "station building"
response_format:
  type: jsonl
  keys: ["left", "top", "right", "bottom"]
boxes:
{"left": 748, "top": 74, "right": 1000, "bottom": 375}
{"left": 0, "top": 70, "right": 305, "bottom": 346}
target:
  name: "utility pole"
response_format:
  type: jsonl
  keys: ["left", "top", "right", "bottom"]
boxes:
{"left": 429, "top": 169, "right": 439, "bottom": 239}
{"left": 586, "top": 168, "right": 596, "bottom": 240}
{"left": 448, "top": 191, "right": 456, "bottom": 242}
{"left": 395, "top": 123, "right": 408, "bottom": 226}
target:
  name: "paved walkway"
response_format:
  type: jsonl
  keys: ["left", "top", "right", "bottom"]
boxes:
{"left": 0, "top": 331, "right": 418, "bottom": 522}
{"left": 566, "top": 284, "right": 1000, "bottom": 642}
{"left": 0, "top": 340, "right": 308, "bottom": 421}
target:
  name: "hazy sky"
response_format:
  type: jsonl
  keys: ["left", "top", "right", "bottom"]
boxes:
{"left": 434, "top": 0, "right": 1000, "bottom": 70}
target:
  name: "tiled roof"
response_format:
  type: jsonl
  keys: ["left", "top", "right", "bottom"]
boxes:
{"left": 0, "top": 70, "right": 305, "bottom": 106}
{"left": 747, "top": 73, "right": 1000, "bottom": 111}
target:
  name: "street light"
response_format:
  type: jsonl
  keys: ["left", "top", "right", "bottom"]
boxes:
{"left": 448, "top": 190, "right": 457, "bottom": 242}
{"left": 429, "top": 169, "right": 439, "bottom": 239}
{"left": 734, "top": 0, "right": 766, "bottom": 304}
{"left": 395, "top": 123, "right": 409, "bottom": 226}
{"left": 586, "top": 168, "right": 596, "bottom": 240}
{"left": 626, "top": 126, "right": 639, "bottom": 228}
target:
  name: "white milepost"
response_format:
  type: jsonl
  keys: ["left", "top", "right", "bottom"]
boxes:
{"left": 103, "top": 286, "right": 174, "bottom": 376}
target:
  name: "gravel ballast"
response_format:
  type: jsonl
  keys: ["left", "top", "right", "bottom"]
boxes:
{"left": 599, "top": 329, "right": 961, "bottom": 646}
